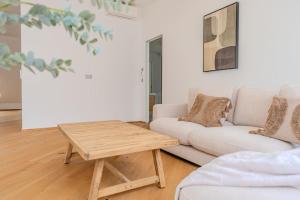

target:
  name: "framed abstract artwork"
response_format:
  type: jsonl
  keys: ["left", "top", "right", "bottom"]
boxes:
{"left": 203, "top": 2, "right": 239, "bottom": 72}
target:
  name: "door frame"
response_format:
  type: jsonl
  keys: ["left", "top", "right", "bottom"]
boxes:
{"left": 145, "top": 35, "right": 163, "bottom": 122}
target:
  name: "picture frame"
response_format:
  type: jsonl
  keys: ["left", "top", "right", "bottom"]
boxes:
{"left": 203, "top": 2, "right": 239, "bottom": 72}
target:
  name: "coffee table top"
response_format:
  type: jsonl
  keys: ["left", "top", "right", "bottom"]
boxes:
{"left": 59, "top": 120, "right": 178, "bottom": 160}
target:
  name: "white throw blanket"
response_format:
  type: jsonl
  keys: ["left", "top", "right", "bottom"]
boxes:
{"left": 175, "top": 148, "right": 300, "bottom": 200}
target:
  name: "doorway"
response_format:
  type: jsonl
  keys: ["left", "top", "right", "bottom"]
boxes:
{"left": 147, "top": 36, "right": 162, "bottom": 122}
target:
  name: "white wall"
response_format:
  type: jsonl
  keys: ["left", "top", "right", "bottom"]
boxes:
{"left": 141, "top": 0, "right": 300, "bottom": 104}
{"left": 22, "top": 0, "right": 300, "bottom": 128}
{"left": 0, "top": 6, "right": 21, "bottom": 109}
{"left": 22, "top": 1, "right": 144, "bottom": 128}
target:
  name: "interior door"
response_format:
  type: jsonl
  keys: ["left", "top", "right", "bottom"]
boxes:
{"left": 148, "top": 37, "right": 162, "bottom": 122}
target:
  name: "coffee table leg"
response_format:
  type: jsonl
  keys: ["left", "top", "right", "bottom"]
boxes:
{"left": 64, "top": 143, "right": 73, "bottom": 164}
{"left": 88, "top": 159, "right": 105, "bottom": 200}
{"left": 152, "top": 149, "right": 166, "bottom": 188}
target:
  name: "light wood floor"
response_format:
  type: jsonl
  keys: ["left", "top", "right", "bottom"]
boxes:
{"left": 0, "top": 110, "right": 21, "bottom": 123}
{"left": 0, "top": 121, "right": 197, "bottom": 200}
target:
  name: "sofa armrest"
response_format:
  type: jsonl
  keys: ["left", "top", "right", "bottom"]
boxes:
{"left": 153, "top": 104, "right": 188, "bottom": 121}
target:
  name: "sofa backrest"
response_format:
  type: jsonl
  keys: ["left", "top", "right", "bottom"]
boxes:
{"left": 279, "top": 85, "right": 300, "bottom": 98}
{"left": 188, "top": 86, "right": 300, "bottom": 127}
{"left": 233, "top": 87, "right": 278, "bottom": 127}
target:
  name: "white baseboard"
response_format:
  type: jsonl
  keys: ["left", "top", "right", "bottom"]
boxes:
{"left": 0, "top": 103, "right": 21, "bottom": 110}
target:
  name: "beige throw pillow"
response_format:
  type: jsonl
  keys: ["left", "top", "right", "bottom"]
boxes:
{"left": 179, "top": 93, "right": 232, "bottom": 127}
{"left": 250, "top": 96, "right": 300, "bottom": 144}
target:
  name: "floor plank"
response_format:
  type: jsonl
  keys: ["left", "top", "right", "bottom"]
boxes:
{"left": 0, "top": 121, "right": 197, "bottom": 200}
{"left": 0, "top": 110, "right": 21, "bottom": 123}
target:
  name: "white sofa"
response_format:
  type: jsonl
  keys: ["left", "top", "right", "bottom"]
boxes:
{"left": 178, "top": 185, "right": 300, "bottom": 200}
{"left": 150, "top": 87, "right": 297, "bottom": 166}
{"left": 150, "top": 86, "right": 300, "bottom": 200}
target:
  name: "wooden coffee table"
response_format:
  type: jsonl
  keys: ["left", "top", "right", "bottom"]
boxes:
{"left": 58, "top": 120, "right": 178, "bottom": 200}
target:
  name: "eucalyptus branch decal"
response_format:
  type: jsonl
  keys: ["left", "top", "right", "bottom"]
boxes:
{"left": 0, "top": 0, "right": 131, "bottom": 77}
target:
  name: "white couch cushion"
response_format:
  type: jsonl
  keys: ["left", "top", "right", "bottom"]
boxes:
{"left": 233, "top": 87, "right": 277, "bottom": 127}
{"left": 163, "top": 145, "right": 216, "bottom": 166}
{"left": 150, "top": 118, "right": 206, "bottom": 145}
{"left": 251, "top": 96, "right": 300, "bottom": 144}
{"left": 179, "top": 186, "right": 300, "bottom": 200}
{"left": 279, "top": 85, "right": 300, "bottom": 98}
{"left": 188, "top": 126, "right": 293, "bottom": 156}
{"left": 226, "top": 88, "right": 239, "bottom": 123}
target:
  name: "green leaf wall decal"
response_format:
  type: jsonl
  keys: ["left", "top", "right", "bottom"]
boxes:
{"left": 0, "top": 0, "right": 131, "bottom": 77}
